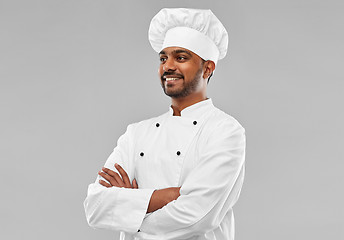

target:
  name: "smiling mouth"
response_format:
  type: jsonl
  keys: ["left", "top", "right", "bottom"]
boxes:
{"left": 165, "top": 77, "right": 181, "bottom": 82}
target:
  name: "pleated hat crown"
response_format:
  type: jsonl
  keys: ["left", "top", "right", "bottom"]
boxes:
{"left": 148, "top": 8, "right": 228, "bottom": 65}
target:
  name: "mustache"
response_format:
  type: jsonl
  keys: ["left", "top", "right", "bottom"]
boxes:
{"left": 161, "top": 72, "right": 184, "bottom": 79}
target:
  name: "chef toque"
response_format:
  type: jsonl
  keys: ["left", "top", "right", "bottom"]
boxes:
{"left": 148, "top": 8, "right": 228, "bottom": 66}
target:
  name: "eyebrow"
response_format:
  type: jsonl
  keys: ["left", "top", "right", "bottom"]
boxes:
{"left": 159, "top": 49, "right": 193, "bottom": 57}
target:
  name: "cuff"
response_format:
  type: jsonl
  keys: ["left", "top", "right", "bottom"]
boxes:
{"left": 114, "top": 187, "right": 155, "bottom": 232}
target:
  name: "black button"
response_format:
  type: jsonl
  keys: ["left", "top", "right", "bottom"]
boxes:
{"left": 176, "top": 151, "right": 181, "bottom": 156}
{"left": 193, "top": 121, "right": 197, "bottom": 125}
{"left": 140, "top": 152, "right": 144, "bottom": 157}
{"left": 156, "top": 123, "right": 160, "bottom": 127}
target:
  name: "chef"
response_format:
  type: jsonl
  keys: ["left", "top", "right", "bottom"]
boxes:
{"left": 84, "top": 8, "right": 246, "bottom": 240}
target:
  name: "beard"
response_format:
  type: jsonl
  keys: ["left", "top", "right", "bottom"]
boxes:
{"left": 161, "top": 67, "right": 203, "bottom": 98}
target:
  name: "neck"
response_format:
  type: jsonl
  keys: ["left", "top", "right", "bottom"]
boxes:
{"left": 170, "top": 93, "right": 208, "bottom": 116}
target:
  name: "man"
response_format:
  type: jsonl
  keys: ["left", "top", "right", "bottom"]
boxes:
{"left": 84, "top": 8, "right": 245, "bottom": 240}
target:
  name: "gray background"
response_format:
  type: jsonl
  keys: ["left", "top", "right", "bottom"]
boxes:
{"left": 1, "top": 0, "right": 343, "bottom": 239}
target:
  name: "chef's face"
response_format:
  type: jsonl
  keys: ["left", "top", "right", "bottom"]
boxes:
{"left": 159, "top": 47, "right": 206, "bottom": 99}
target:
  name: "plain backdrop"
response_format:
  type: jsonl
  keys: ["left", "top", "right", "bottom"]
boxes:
{"left": 1, "top": 0, "right": 343, "bottom": 239}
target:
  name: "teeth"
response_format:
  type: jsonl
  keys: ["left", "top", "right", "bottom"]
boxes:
{"left": 165, "top": 78, "right": 179, "bottom": 81}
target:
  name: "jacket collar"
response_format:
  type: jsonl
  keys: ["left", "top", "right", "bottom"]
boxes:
{"left": 168, "top": 98, "right": 215, "bottom": 119}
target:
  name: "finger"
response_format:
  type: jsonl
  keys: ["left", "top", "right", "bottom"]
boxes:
{"left": 98, "top": 171, "right": 119, "bottom": 187}
{"left": 115, "top": 163, "right": 131, "bottom": 187}
{"left": 132, "top": 178, "right": 138, "bottom": 189}
{"left": 102, "top": 167, "right": 125, "bottom": 187}
{"left": 99, "top": 179, "right": 112, "bottom": 188}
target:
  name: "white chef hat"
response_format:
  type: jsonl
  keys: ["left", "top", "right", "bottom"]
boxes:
{"left": 148, "top": 8, "right": 228, "bottom": 66}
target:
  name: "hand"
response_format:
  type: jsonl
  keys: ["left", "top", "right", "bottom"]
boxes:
{"left": 98, "top": 163, "right": 138, "bottom": 189}
{"left": 147, "top": 187, "right": 181, "bottom": 213}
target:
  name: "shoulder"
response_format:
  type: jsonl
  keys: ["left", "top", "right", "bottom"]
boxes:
{"left": 203, "top": 107, "right": 246, "bottom": 149}
{"left": 208, "top": 107, "right": 245, "bottom": 135}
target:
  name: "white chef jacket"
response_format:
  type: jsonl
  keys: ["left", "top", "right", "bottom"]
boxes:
{"left": 84, "top": 98, "right": 245, "bottom": 240}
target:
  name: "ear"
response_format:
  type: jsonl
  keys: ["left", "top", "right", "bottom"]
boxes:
{"left": 203, "top": 61, "right": 216, "bottom": 79}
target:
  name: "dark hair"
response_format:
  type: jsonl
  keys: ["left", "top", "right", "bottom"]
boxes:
{"left": 207, "top": 72, "right": 213, "bottom": 84}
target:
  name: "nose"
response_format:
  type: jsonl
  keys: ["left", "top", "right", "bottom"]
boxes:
{"left": 163, "top": 58, "right": 176, "bottom": 72}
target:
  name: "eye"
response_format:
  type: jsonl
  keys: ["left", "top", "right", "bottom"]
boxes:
{"left": 177, "top": 56, "right": 188, "bottom": 61}
{"left": 160, "top": 57, "right": 167, "bottom": 62}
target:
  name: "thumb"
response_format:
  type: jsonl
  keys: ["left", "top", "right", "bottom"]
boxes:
{"left": 132, "top": 178, "right": 138, "bottom": 189}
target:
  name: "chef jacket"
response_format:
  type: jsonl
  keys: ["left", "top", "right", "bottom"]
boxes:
{"left": 84, "top": 98, "right": 246, "bottom": 240}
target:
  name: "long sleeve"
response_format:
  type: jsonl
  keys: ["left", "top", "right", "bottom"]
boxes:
{"left": 83, "top": 124, "right": 155, "bottom": 233}
{"left": 138, "top": 120, "right": 246, "bottom": 239}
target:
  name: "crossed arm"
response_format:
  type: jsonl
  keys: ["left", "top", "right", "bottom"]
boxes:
{"left": 98, "top": 163, "right": 180, "bottom": 213}
{"left": 85, "top": 121, "right": 245, "bottom": 238}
